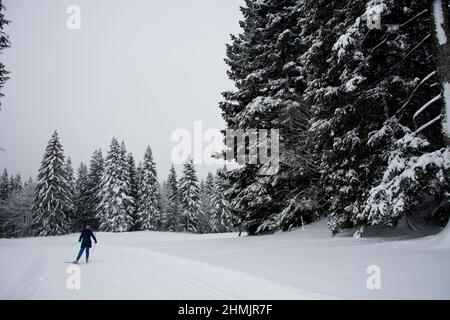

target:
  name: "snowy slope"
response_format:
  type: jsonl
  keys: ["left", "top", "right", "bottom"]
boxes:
{"left": 0, "top": 220, "right": 449, "bottom": 299}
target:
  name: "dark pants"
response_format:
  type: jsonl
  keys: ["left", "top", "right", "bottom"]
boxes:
{"left": 76, "top": 246, "right": 90, "bottom": 261}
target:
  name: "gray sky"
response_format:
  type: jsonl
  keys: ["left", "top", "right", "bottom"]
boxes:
{"left": 0, "top": 0, "right": 243, "bottom": 181}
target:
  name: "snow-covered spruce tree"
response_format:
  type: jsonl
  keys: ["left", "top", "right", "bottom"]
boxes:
{"left": 0, "top": 0, "right": 10, "bottom": 108}
{"left": 361, "top": 119, "right": 449, "bottom": 229}
{"left": 198, "top": 173, "right": 215, "bottom": 233}
{"left": 97, "top": 138, "right": 133, "bottom": 232}
{"left": 301, "top": 0, "right": 446, "bottom": 233}
{"left": 136, "top": 147, "right": 160, "bottom": 231}
{"left": 85, "top": 149, "right": 104, "bottom": 229}
{"left": 179, "top": 159, "right": 202, "bottom": 233}
{"left": 120, "top": 142, "right": 136, "bottom": 228}
{"left": 63, "top": 157, "right": 76, "bottom": 230}
{"left": 159, "top": 181, "right": 168, "bottom": 229}
{"left": 210, "top": 169, "right": 233, "bottom": 233}
{"left": 0, "top": 168, "right": 9, "bottom": 201}
{"left": 220, "top": 0, "right": 317, "bottom": 235}
{"left": 32, "top": 131, "right": 73, "bottom": 236}
{"left": 164, "top": 165, "right": 183, "bottom": 232}
{"left": 127, "top": 152, "right": 139, "bottom": 230}
{"left": 0, "top": 180, "right": 35, "bottom": 238}
{"left": 73, "top": 162, "right": 90, "bottom": 231}
{"left": 0, "top": 168, "right": 9, "bottom": 237}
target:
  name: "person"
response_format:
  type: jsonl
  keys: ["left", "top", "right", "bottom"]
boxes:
{"left": 74, "top": 224, "right": 97, "bottom": 264}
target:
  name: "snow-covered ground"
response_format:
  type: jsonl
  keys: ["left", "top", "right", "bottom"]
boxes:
{"left": 0, "top": 220, "right": 449, "bottom": 300}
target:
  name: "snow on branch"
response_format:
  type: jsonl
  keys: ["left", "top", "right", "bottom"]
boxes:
{"left": 397, "top": 71, "right": 437, "bottom": 115}
{"left": 413, "top": 93, "right": 442, "bottom": 120}
{"left": 361, "top": 140, "right": 450, "bottom": 226}
{"left": 416, "top": 115, "right": 442, "bottom": 134}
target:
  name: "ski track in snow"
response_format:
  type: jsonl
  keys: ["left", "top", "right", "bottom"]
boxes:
{"left": 0, "top": 220, "right": 449, "bottom": 299}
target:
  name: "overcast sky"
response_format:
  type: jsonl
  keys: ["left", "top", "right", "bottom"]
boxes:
{"left": 0, "top": 0, "right": 244, "bottom": 181}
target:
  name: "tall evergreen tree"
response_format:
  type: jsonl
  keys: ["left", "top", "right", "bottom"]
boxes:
{"left": 0, "top": 168, "right": 8, "bottom": 237}
{"left": 127, "top": 153, "right": 139, "bottom": 230}
{"left": 300, "top": 0, "right": 447, "bottom": 233}
{"left": 220, "top": 0, "right": 449, "bottom": 235}
{"left": 220, "top": 0, "right": 315, "bottom": 235}
{"left": 74, "top": 162, "right": 90, "bottom": 231}
{"left": 86, "top": 149, "right": 104, "bottom": 229}
{"left": 32, "top": 131, "right": 72, "bottom": 236}
{"left": 97, "top": 138, "right": 133, "bottom": 232}
{"left": 198, "top": 173, "right": 215, "bottom": 233}
{"left": 0, "top": 168, "right": 9, "bottom": 201}
{"left": 159, "top": 181, "right": 168, "bottom": 230}
{"left": 164, "top": 165, "right": 182, "bottom": 232}
{"left": 120, "top": 142, "right": 135, "bottom": 223}
{"left": 136, "top": 147, "right": 160, "bottom": 230}
{"left": 179, "top": 159, "right": 202, "bottom": 233}
{"left": 64, "top": 157, "right": 76, "bottom": 230}
{"left": 0, "top": 0, "right": 10, "bottom": 108}
{"left": 210, "top": 169, "right": 233, "bottom": 233}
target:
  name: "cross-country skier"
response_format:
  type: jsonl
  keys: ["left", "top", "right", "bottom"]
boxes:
{"left": 74, "top": 224, "right": 97, "bottom": 264}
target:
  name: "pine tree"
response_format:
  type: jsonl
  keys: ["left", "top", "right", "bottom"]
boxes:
{"left": 198, "top": 179, "right": 207, "bottom": 233}
{"left": 86, "top": 149, "right": 104, "bottom": 229}
{"left": 210, "top": 169, "right": 233, "bottom": 233}
{"left": 32, "top": 131, "right": 72, "bottom": 236}
{"left": 220, "top": 0, "right": 449, "bottom": 235}
{"left": 179, "top": 159, "right": 202, "bottom": 233}
{"left": 164, "top": 165, "right": 182, "bottom": 232}
{"left": 0, "top": 168, "right": 9, "bottom": 201}
{"left": 198, "top": 173, "right": 215, "bottom": 233}
{"left": 97, "top": 138, "right": 133, "bottom": 232}
{"left": 159, "top": 181, "right": 169, "bottom": 231}
{"left": 127, "top": 153, "right": 139, "bottom": 230}
{"left": 120, "top": 142, "right": 135, "bottom": 223}
{"left": 0, "top": 0, "right": 10, "bottom": 108}
{"left": 136, "top": 147, "right": 160, "bottom": 231}
{"left": 0, "top": 168, "right": 8, "bottom": 237}
{"left": 64, "top": 157, "right": 76, "bottom": 230}
{"left": 74, "top": 162, "right": 90, "bottom": 231}
{"left": 220, "top": 0, "right": 313, "bottom": 235}
{"left": 301, "top": 0, "right": 446, "bottom": 233}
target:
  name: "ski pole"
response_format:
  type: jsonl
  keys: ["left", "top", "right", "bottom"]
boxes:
{"left": 70, "top": 241, "right": 78, "bottom": 246}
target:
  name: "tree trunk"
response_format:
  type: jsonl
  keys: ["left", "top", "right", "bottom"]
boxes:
{"left": 432, "top": 0, "right": 450, "bottom": 145}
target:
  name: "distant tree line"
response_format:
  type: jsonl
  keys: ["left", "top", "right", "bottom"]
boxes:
{"left": 0, "top": 131, "right": 233, "bottom": 238}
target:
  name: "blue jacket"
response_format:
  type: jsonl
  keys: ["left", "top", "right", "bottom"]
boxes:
{"left": 79, "top": 229, "right": 97, "bottom": 248}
